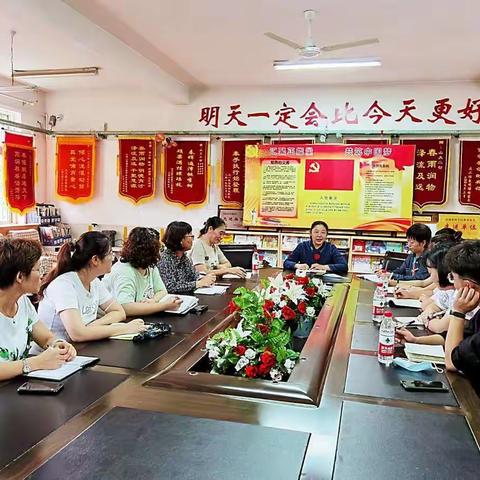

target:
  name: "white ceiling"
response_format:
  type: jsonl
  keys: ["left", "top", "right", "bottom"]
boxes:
{"left": 0, "top": 0, "right": 479, "bottom": 101}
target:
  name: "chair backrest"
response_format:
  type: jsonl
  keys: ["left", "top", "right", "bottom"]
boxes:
{"left": 219, "top": 244, "right": 255, "bottom": 270}
{"left": 382, "top": 251, "right": 409, "bottom": 272}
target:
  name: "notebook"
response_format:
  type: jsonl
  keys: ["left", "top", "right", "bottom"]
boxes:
{"left": 404, "top": 343, "right": 445, "bottom": 364}
{"left": 394, "top": 316, "right": 424, "bottom": 327}
{"left": 26, "top": 355, "right": 99, "bottom": 381}
{"left": 222, "top": 272, "right": 253, "bottom": 279}
{"left": 160, "top": 294, "right": 198, "bottom": 314}
{"left": 194, "top": 285, "right": 229, "bottom": 295}
{"left": 361, "top": 274, "right": 382, "bottom": 283}
{"left": 388, "top": 298, "right": 422, "bottom": 309}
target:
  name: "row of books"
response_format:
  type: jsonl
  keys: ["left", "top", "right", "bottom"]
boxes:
{"left": 39, "top": 224, "right": 72, "bottom": 246}
{"left": 352, "top": 239, "right": 409, "bottom": 254}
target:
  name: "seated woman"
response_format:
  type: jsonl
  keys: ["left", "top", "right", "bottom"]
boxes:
{"left": 38, "top": 231, "right": 147, "bottom": 343}
{"left": 283, "top": 221, "right": 347, "bottom": 274}
{"left": 158, "top": 221, "right": 216, "bottom": 294}
{"left": 396, "top": 242, "right": 457, "bottom": 346}
{"left": 0, "top": 238, "right": 76, "bottom": 381}
{"left": 190, "top": 217, "right": 246, "bottom": 278}
{"left": 102, "top": 227, "right": 182, "bottom": 315}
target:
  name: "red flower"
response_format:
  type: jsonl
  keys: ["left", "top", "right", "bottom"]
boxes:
{"left": 258, "top": 363, "right": 271, "bottom": 376}
{"left": 245, "top": 365, "right": 259, "bottom": 378}
{"left": 257, "top": 323, "right": 270, "bottom": 335}
{"left": 228, "top": 300, "right": 240, "bottom": 314}
{"left": 284, "top": 273, "right": 295, "bottom": 280}
{"left": 281, "top": 305, "right": 296, "bottom": 321}
{"left": 260, "top": 350, "right": 277, "bottom": 368}
{"left": 263, "top": 307, "right": 273, "bottom": 319}
{"left": 295, "top": 276, "right": 309, "bottom": 285}
{"left": 263, "top": 299, "right": 275, "bottom": 311}
{"left": 234, "top": 345, "right": 247, "bottom": 356}
{"left": 305, "top": 286, "right": 316, "bottom": 298}
{"left": 298, "top": 301, "right": 307, "bottom": 314}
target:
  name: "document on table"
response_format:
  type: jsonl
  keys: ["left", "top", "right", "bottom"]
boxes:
{"left": 159, "top": 294, "right": 199, "bottom": 314}
{"left": 387, "top": 286, "right": 396, "bottom": 295}
{"left": 222, "top": 272, "right": 253, "bottom": 279}
{"left": 322, "top": 273, "right": 348, "bottom": 283}
{"left": 361, "top": 274, "right": 382, "bottom": 283}
{"left": 388, "top": 298, "right": 422, "bottom": 308}
{"left": 394, "top": 316, "right": 424, "bottom": 327}
{"left": 194, "top": 285, "right": 229, "bottom": 295}
{"left": 26, "top": 355, "right": 99, "bottom": 381}
{"left": 404, "top": 343, "right": 445, "bottom": 364}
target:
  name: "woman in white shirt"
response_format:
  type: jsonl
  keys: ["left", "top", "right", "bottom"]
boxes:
{"left": 102, "top": 227, "right": 182, "bottom": 315}
{"left": 190, "top": 216, "right": 246, "bottom": 278}
{"left": 38, "top": 232, "right": 146, "bottom": 343}
{"left": 0, "top": 238, "right": 76, "bottom": 381}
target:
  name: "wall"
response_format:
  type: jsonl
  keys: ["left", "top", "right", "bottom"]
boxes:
{"left": 44, "top": 82, "right": 480, "bottom": 238}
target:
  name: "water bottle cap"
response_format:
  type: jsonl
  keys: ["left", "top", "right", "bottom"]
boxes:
{"left": 376, "top": 282, "right": 382, "bottom": 287}
{"left": 384, "top": 311, "right": 393, "bottom": 318}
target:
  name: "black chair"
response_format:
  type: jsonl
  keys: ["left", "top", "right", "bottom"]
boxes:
{"left": 382, "top": 251, "right": 409, "bottom": 272}
{"left": 219, "top": 244, "right": 255, "bottom": 270}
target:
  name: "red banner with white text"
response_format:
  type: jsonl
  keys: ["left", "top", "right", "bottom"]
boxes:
{"left": 459, "top": 140, "right": 480, "bottom": 209}
{"left": 56, "top": 137, "right": 96, "bottom": 203}
{"left": 118, "top": 137, "right": 156, "bottom": 204}
{"left": 400, "top": 138, "right": 449, "bottom": 209}
{"left": 3, "top": 139, "right": 36, "bottom": 214}
{"left": 163, "top": 140, "right": 209, "bottom": 207}
{"left": 221, "top": 140, "right": 258, "bottom": 206}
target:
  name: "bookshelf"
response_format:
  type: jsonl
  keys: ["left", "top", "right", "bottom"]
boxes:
{"left": 224, "top": 229, "right": 408, "bottom": 272}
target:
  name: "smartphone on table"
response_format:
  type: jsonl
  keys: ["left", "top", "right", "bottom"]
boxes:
{"left": 17, "top": 381, "right": 64, "bottom": 395}
{"left": 400, "top": 380, "right": 448, "bottom": 392}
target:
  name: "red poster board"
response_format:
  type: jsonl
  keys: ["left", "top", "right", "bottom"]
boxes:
{"left": 4, "top": 132, "right": 34, "bottom": 147}
{"left": 163, "top": 141, "right": 209, "bottom": 206}
{"left": 221, "top": 140, "right": 258, "bottom": 206}
{"left": 401, "top": 138, "right": 449, "bottom": 208}
{"left": 118, "top": 138, "right": 156, "bottom": 204}
{"left": 459, "top": 140, "right": 480, "bottom": 209}
{"left": 4, "top": 143, "right": 36, "bottom": 214}
{"left": 56, "top": 137, "right": 96, "bottom": 203}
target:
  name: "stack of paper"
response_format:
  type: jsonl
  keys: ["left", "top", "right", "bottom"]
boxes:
{"left": 222, "top": 272, "right": 253, "bottom": 279}
{"left": 160, "top": 294, "right": 199, "bottom": 314}
{"left": 195, "top": 285, "right": 229, "bottom": 295}
{"left": 26, "top": 355, "right": 98, "bottom": 381}
{"left": 361, "top": 274, "right": 382, "bottom": 283}
{"left": 394, "top": 316, "right": 424, "bottom": 327}
{"left": 388, "top": 298, "right": 422, "bottom": 309}
{"left": 404, "top": 343, "right": 445, "bottom": 364}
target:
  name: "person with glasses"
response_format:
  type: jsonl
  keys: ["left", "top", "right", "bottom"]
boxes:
{"left": 37, "top": 232, "right": 146, "bottom": 346}
{"left": 102, "top": 227, "right": 182, "bottom": 315}
{"left": 0, "top": 238, "right": 76, "bottom": 380}
{"left": 158, "top": 222, "right": 216, "bottom": 294}
{"left": 444, "top": 241, "right": 480, "bottom": 393}
{"left": 190, "top": 216, "right": 247, "bottom": 278}
{"left": 390, "top": 223, "right": 431, "bottom": 285}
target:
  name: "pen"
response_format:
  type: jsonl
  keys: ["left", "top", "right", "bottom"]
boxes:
{"left": 214, "top": 283, "right": 230, "bottom": 287}
{"left": 429, "top": 310, "right": 446, "bottom": 320}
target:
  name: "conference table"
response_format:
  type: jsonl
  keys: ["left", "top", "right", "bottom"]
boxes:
{"left": 1, "top": 271, "right": 479, "bottom": 480}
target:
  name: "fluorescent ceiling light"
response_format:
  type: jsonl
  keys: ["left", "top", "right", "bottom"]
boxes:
{"left": 12, "top": 67, "right": 99, "bottom": 78}
{"left": 0, "top": 91, "right": 36, "bottom": 106}
{"left": 273, "top": 57, "right": 381, "bottom": 70}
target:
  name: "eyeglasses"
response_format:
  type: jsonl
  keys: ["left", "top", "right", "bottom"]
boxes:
{"left": 448, "top": 272, "right": 480, "bottom": 286}
{"left": 183, "top": 234, "right": 194, "bottom": 239}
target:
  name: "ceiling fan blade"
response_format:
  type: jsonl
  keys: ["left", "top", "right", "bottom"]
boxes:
{"left": 264, "top": 32, "right": 302, "bottom": 50}
{"left": 321, "top": 38, "right": 379, "bottom": 52}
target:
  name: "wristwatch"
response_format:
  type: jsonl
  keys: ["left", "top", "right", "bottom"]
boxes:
{"left": 451, "top": 310, "right": 466, "bottom": 319}
{"left": 22, "top": 358, "right": 31, "bottom": 375}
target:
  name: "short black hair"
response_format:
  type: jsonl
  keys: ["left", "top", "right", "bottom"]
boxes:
{"left": 445, "top": 240, "right": 480, "bottom": 284}
{"left": 406, "top": 223, "right": 431, "bottom": 245}
{"left": 163, "top": 221, "right": 192, "bottom": 251}
{"left": 0, "top": 238, "right": 42, "bottom": 289}
{"left": 310, "top": 221, "right": 329, "bottom": 232}
{"left": 121, "top": 227, "right": 161, "bottom": 269}
{"left": 425, "top": 242, "right": 455, "bottom": 288}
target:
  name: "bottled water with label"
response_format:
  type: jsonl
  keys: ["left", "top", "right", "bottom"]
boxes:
{"left": 378, "top": 310, "right": 395, "bottom": 366}
{"left": 372, "top": 283, "right": 386, "bottom": 324}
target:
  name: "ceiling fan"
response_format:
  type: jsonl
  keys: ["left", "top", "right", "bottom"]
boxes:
{"left": 265, "top": 10, "right": 380, "bottom": 70}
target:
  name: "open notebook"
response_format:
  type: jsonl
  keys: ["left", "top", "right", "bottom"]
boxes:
{"left": 394, "top": 316, "right": 424, "bottom": 327}
{"left": 160, "top": 294, "right": 198, "bottom": 314}
{"left": 404, "top": 343, "right": 445, "bottom": 364}
{"left": 26, "top": 355, "right": 98, "bottom": 381}
{"left": 388, "top": 298, "right": 422, "bottom": 309}
{"left": 194, "top": 285, "right": 229, "bottom": 295}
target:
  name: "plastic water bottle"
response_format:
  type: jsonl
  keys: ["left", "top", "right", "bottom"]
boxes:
{"left": 380, "top": 269, "right": 390, "bottom": 295}
{"left": 378, "top": 310, "right": 395, "bottom": 366}
{"left": 251, "top": 250, "right": 260, "bottom": 277}
{"left": 372, "top": 283, "right": 385, "bottom": 324}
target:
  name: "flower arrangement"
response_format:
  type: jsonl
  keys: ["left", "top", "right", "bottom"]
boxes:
{"left": 205, "top": 273, "right": 328, "bottom": 381}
